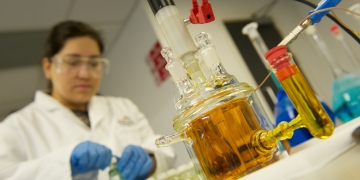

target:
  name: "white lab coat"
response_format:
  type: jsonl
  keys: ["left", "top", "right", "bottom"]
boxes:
{"left": 0, "top": 91, "right": 175, "bottom": 180}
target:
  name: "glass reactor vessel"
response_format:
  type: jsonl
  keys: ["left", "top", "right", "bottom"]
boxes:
{"left": 156, "top": 33, "right": 288, "bottom": 180}
{"left": 147, "top": 1, "right": 334, "bottom": 179}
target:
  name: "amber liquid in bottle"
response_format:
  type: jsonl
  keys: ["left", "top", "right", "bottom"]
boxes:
{"left": 277, "top": 65, "right": 334, "bottom": 139}
{"left": 185, "top": 98, "right": 274, "bottom": 180}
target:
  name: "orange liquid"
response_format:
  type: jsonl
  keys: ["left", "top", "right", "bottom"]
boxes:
{"left": 277, "top": 65, "right": 334, "bottom": 138}
{"left": 185, "top": 98, "right": 274, "bottom": 180}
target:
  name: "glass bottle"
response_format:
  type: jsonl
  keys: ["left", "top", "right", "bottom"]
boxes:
{"left": 330, "top": 25, "right": 360, "bottom": 73}
{"left": 108, "top": 157, "right": 124, "bottom": 180}
{"left": 305, "top": 26, "right": 360, "bottom": 122}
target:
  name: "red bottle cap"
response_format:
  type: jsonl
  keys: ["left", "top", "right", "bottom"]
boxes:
{"left": 264, "top": 45, "right": 288, "bottom": 64}
{"left": 330, "top": 25, "right": 340, "bottom": 35}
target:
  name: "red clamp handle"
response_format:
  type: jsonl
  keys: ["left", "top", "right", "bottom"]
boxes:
{"left": 189, "top": 0, "right": 215, "bottom": 24}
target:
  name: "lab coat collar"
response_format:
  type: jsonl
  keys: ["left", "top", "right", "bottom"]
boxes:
{"left": 35, "top": 90, "right": 66, "bottom": 111}
{"left": 35, "top": 90, "right": 107, "bottom": 129}
{"left": 35, "top": 90, "right": 108, "bottom": 128}
{"left": 88, "top": 95, "right": 107, "bottom": 128}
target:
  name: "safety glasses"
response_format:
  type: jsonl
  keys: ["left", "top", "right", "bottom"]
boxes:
{"left": 52, "top": 56, "right": 110, "bottom": 76}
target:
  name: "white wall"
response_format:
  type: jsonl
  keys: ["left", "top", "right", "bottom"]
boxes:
{"left": 0, "top": 66, "right": 46, "bottom": 120}
{"left": 100, "top": 0, "right": 360, "bottom": 168}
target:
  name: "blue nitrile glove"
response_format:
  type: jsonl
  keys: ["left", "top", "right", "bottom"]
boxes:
{"left": 70, "top": 141, "right": 112, "bottom": 176}
{"left": 117, "top": 145, "right": 154, "bottom": 180}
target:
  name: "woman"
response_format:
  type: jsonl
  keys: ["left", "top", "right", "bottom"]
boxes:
{"left": 0, "top": 21, "right": 174, "bottom": 180}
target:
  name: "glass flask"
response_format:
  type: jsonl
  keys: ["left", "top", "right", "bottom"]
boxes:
{"left": 275, "top": 89, "right": 336, "bottom": 146}
{"left": 159, "top": 81, "right": 288, "bottom": 180}
{"left": 332, "top": 74, "right": 360, "bottom": 122}
{"left": 157, "top": 33, "right": 288, "bottom": 180}
{"left": 330, "top": 25, "right": 360, "bottom": 73}
{"left": 264, "top": 45, "right": 334, "bottom": 140}
{"left": 305, "top": 26, "right": 360, "bottom": 123}
{"left": 243, "top": 45, "right": 335, "bottom": 159}
{"left": 242, "top": 22, "right": 336, "bottom": 147}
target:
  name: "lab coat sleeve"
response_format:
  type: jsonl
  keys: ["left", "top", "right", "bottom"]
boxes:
{"left": 0, "top": 119, "right": 76, "bottom": 180}
{"left": 122, "top": 98, "right": 176, "bottom": 176}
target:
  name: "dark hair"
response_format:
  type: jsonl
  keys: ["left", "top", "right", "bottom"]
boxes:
{"left": 44, "top": 20, "right": 104, "bottom": 59}
{"left": 44, "top": 20, "right": 104, "bottom": 90}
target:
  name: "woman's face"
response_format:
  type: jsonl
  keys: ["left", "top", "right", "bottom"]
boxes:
{"left": 43, "top": 36, "right": 102, "bottom": 108}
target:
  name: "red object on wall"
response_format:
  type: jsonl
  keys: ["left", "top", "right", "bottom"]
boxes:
{"left": 146, "top": 41, "right": 170, "bottom": 86}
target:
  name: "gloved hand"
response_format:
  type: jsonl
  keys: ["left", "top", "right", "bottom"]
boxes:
{"left": 117, "top": 145, "right": 154, "bottom": 180}
{"left": 70, "top": 141, "right": 112, "bottom": 176}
